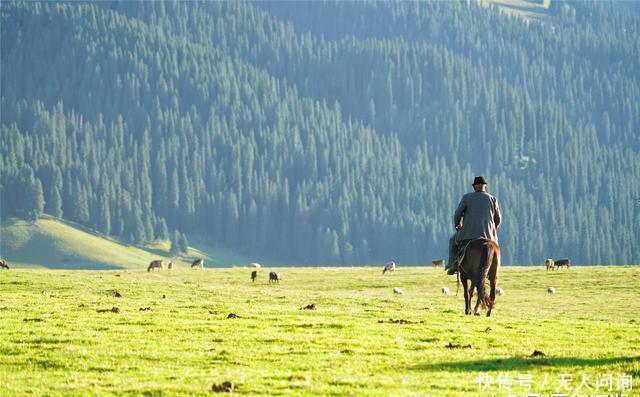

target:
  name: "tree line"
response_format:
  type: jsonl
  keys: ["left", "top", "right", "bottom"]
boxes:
{"left": 1, "top": 1, "right": 638, "bottom": 264}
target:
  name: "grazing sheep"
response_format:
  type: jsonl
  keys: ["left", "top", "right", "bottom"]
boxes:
{"left": 547, "top": 287, "right": 556, "bottom": 294}
{"left": 249, "top": 262, "right": 262, "bottom": 269}
{"left": 554, "top": 258, "right": 571, "bottom": 269}
{"left": 496, "top": 287, "right": 504, "bottom": 296}
{"left": 382, "top": 261, "right": 396, "bottom": 275}
{"left": 393, "top": 287, "right": 404, "bottom": 295}
{"left": 251, "top": 270, "right": 257, "bottom": 282}
{"left": 147, "top": 260, "right": 163, "bottom": 272}
{"left": 441, "top": 287, "right": 450, "bottom": 295}
{"left": 0, "top": 259, "right": 9, "bottom": 270}
{"left": 432, "top": 259, "right": 445, "bottom": 267}
{"left": 268, "top": 272, "right": 281, "bottom": 284}
{"left": 191, "top": 258, "right": 204, "bottom": 269}
{"left": 545, "top": 258, "right": 555, "bottom": 271}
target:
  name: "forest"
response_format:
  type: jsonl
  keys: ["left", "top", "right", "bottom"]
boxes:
{"left": 1, "top": 1, "right": 638, "bottom": 264}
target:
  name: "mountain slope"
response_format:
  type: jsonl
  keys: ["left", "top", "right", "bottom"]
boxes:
{"left": 0, "top": 217, "right": 255, "bottom": 269}
{"left": 1, "top": 1, "right": 638, "bottom": 265}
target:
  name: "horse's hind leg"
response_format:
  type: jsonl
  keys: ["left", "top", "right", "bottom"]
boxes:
{"left": 462, "top": 279, "right": 471, "bottom": 315}
{"left": 468, "top": 284, "right": 476, "bottom": 316}
{"left": 473, "top": 294, "right": 482, "bottom": 316}
{"left": 487, "top": 278, "right": 496, "bottom": 317}
{"left": 473, "top": 283, "right": 482, "bottom": 316}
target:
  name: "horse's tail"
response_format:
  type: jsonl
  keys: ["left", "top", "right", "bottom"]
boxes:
{"left": 476, "top": 241, "right": 493, "bottom": 309}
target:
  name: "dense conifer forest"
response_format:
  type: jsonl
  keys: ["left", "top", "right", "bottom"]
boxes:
{"left": 1, "top": 1, "right": 638, "bottom": 264}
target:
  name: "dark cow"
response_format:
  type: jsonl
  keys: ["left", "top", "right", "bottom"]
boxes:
{"left": 554, "top": 258, "right": 571, "bottom": 269}
{"left": 269, "top": 272, "right": 281, "bottom": 284}
{"left": 432, "top": 259, "right": 445, "bottom": 267}
{"left": 251, "top": 270, "right": 257, "bottom": 282}
{"left": 147, "top": 260, "right": 163, "bottom": 272}
{"left": 0, "top": 259, "right": 9, "bottom": 270}
{"left": 191, "top": 258, "right": 204, "bottom": 269}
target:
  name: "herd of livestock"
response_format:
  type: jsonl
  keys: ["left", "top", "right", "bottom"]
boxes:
{"left": 144, "top": 258, "right": 283, "bottom": 283}
{"left": 0, "top": 257, "right": 572, "bottom": 274}
{"left": 0, "top": 256, "right": 572, "bottom": 315}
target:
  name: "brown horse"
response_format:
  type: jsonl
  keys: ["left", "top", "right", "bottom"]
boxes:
{"left": 457, "top": 238, "right": 501, "bottom": 317}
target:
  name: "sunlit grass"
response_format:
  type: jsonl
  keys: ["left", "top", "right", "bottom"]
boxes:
{"left": 0, "top": 266, "right": 638, "bottom": 395}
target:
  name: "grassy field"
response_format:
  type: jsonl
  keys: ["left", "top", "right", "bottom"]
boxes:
{"left": 0, "top": 217, "right": 260, "bottom": 269}
{"left": 0, "top": 265, "right": 638, "bottom": 396}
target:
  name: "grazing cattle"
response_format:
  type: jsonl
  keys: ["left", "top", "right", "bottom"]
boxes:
{"left": 432, "top": 259, "right": 445, "bottom": 267}
{"left": 554, "top": 258, "right": 571, "bottom": 269}
{"left": 0, "top": 259, "right": 9, "bottom": 270}
{"left": 167, "top": 261, "right": 173, "bottom": 271}
{"left": 382, "top": 261, "right": 396, "bottom": 275}
{"left": 147, "top": 260, "right": 163, "bottom": 272}
{"left": 251, "top": 270, "right": 257, "bottom": 282}
{"left": 496, "top": 287, "right": 504, "bottom": 296}
{"left": 441, "top": 287, "right": 450, "bottom": 295}
{"left": 191, "top": 258, "right": 204, "bottom": 269}
{"left": 268, "top": 272, "right": 281, "bottom": 284}
{"left": 547, "top": 287, "right": 556, "bottom": 294}
{"left": 545, "top": 258, "right": 555, "bottom": 271}
{"left": 249, "top": 262, "right": 262, "bottom": 269}
{"left": 393, "top": 287, "right": 404, "bottom": 295}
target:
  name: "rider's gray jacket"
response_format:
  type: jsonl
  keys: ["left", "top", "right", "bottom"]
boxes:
{"left": 453, "top": 191, "right": 501, "bottom": 242}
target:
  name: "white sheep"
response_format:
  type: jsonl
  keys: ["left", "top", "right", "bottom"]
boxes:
{"left": 547, "top": 287, "right": 556, "bottom": 294}
{"left": 496, "top": 287, "right": 504, "bottom": 296}
{"left": 393, "top": 287, "right": 404, "bottom": 295}
{"left": 441, "top": 287, "right": 450, "bottom": 295}
{"left": 383, "top": 261, "right": 396, "bottom": 275}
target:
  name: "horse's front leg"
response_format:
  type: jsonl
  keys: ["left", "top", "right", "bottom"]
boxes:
{"left": 462, "top": 278, "right": 471, "bottom": 315}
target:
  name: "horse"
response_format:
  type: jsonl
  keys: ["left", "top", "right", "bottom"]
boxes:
{"left": 457, "top": 238, "right": 501, "bottom": 317}
{"left": 432, "top": 259, "right": 445, "bottom": 267}
{"left": 191, "top": 258, "right": 204, "bottom": 269}
{"left": 554, "top": 258, "right": 571, "bottom": 269}
{"left": 147, "top": 260, "right": 164, "bottom": 272}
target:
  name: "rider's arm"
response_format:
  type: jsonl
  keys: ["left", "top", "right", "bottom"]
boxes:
{"left": 454, "top": 196, "right": 466, "bottom": 229}
{"left": 493, "top": 197, "right": 502, "bottom": 228}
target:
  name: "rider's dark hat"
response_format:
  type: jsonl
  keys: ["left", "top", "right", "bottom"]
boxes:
{"left": 473, "top": 176, "right": 488, "bottom": 185}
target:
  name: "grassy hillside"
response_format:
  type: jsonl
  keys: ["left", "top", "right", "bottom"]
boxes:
{"left": 0, "top": 266, "right": 637, "bottom": 395}
{"left": 0, "top": 217, "right": 259, "bottom": 269}
{"left": 482, "top": 0, "right": 551, "bottom": 22}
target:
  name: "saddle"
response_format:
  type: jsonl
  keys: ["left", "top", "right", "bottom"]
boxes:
{"left": 452, "top": 240, "right": 473, "bottom": 271}
{"left": 452, "top": 238, "right": 489, "bottom": 273}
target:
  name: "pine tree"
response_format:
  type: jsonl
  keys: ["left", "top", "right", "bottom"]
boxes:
{"left": 179, "top": 232, "right": 189, "bottom": 254}
{"left": 170, "top": 230, "right": 181, "bottom": 255}
{"left": 48, "top": 186, "right": 63, "bottom": 218}
{"left": 26, "top": 176, "right": 45, "bottom": 221}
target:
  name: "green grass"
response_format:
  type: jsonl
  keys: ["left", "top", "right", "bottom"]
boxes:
{"left": 0, "top": 266, "right": 638, "bottom": 396}
{"left": 0, "top": 217, "right": 260, "bottom": 269}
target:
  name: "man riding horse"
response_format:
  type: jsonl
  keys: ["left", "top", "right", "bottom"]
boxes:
{"left": 446, "top": 176, "right": 502, "bottom": 275}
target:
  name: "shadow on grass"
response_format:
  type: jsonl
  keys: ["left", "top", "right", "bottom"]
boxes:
{"left": 41, "top": 262, "right": 122, "bottom": 270}
{"left": 139, "top": 246, "right": 171, "bottom": 259}
{"left": 412, "top": 356, "right": 640, "bottom": 372}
